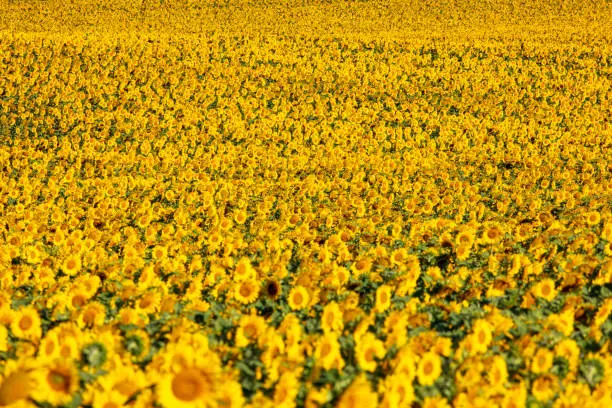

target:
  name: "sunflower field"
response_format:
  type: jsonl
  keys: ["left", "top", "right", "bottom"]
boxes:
{"left": 0, "top": 0, "right": 611, "bottom": 407}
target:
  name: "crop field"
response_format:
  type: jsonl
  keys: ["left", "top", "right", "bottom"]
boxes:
{"left": 0, "top": 0, "right": 611, "bottom": 407}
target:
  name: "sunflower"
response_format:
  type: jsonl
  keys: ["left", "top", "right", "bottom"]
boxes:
{"left": 350, "top": 256, "right": 372, "bottom": 276}
{"left": 56, "top": 335, "right": 79, "bottom": 361}
{"left": 470, "top": 319, "right": 492, "bottom": 354}
{"left": 157, "top": 366, "right": 217, "bottom": 408}
{"left": 355, "top": 332, "right": 385, "bottom": 373}
{"left": 92, "top": 389, "right": 127, "bottom": 408}
{"left": 233, "top": 209, "right": 248, "bottom": 225}
{"left": 394, "top": 347, "right": 417, "bottom": 381}
{"left": 287, "top": 286, "right": 310, "bottom": 311}
{"left": 423, "top": 396, "right": 451, "bottom": 408}
{"left": 455, "top": 245, "right": 471, "bottom": 261}
{"left": 480, "top": 224, "right": 503, "bottom": 245}
{"left": 488, "top": 355, "right": 508, "bottom": 390}
{"left": 273, "top": 372, "right": 300, "bottom": 408}
{"left": 11, "top": 306, "right": 42, "bottom": 342}
{"left": 218, "top": 217, "right": 232, "bottom": 231}
{"left": 531, "top": 348, "right": 553, "bottom": 374}
{"left": 263, "top": 279, "right": 282, "bottom": 300}
{"left": 320, "top": 302, "right": 344, "bottom": 333}
{"left": 532, "top": 278, "right": 557, "bottom": 301}
{"left": 233, "top": 257, "right": 255, "bottom": 282}
{"left": 151, "top": 245, "right": 168, "bottom": 261}
{"left": 137, "top": 291, "right": 162, "bottom": 314}
{"left": 0, "top": 359, "right": 37, "bottom": 406}
{"left": 390, "top": 248, "right": 408, "bottom": 267}
{"left": 315, "top": 332, "right": 344, "bottom": 371}
{"left": 514, "top": 223, "right": 532, "bottom": 242}
{"left": 554, "top": 339, "right": 580, "bottom": 373}
{"left": 384, "top": 373, "right": 415, "bottom": 407}
{"left": 585, "top": 211, "right": 601, "bottom": 227}
{"left": 123, "top": 330, "right": 151, "bottom": 362}
{"left": 417, "top": 352, "right": 442, "bottom": 386}
{"left": 374, "top": 285, "right": 392, "bottom": 313}
{"left": 532, "top": 374, "right": 556, "bottom": 402}
{"left": 332, "top": 265, "right": 350, "bottom": 287}
{"left": 32, "top": 360, "right": 79, "bottom": 406}
{"left": 455, "top": 228, "right": 476, "bottom": 248}
{"left": 501, "top": 384, "right": 528, "bottom": 408}
{"left": 97, "top": 359, "right": 148, "bottom": 400}
{"left": 216, "top": 380, "right": 245, "bottom": 408}
{"left": 0, "top": 324, "right": 7, "bottom": 353}
{"left": 77, "top": 302, "right": 107, "bottom": 328}
{"left": 233, "top": 279, "right": 260, "bottom": 305}
{"left": 337, "top": 375, "right": 377, "bottom": 408}
{"left": 61, "top": 254, "right": 82, "bottom": 276}
{"left": 235, "top": 314, "right": 267, "bottom": 348}
{"left": 601, "top": 221, "right": 612, "bottom": 241}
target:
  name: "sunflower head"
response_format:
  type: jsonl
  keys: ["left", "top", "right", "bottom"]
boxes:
{"left": 288, "top": 286, "right": 310, "bottom": 311}
{"left": 234, "top": 279, "right": 260, "bottom": 305}
{"left": 158, "top": 367, "right": 217, "bottom": 408}
{"left": 0, "top": 361, "right": 36, "bottom": 407}
{"left": 417, "top": 352, "right": 442, "bottom": 386}
{"left": 33, "top": 360, "right": 79, "bottom": 406}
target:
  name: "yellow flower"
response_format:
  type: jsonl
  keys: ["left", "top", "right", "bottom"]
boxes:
{"left": 601, "top": 221, "right": 612, "bottom": 241}
{"left": 531, "top": 348, "right": 553, "bottom": 374}
{"left": 97, "top": 357, "right": 148, "bottom": 400}
{"left": 233, "top": 279, "right": 260, "bottom": 304}
{"left": 470, "top": 319, "right": 492, "bottom": 354}
{"left": 273, "top": 372, "right": 300, "bottom": 408}
{"left": 11, "top": 307, "right": 42, "bottom": 342}
{"left": 315, "top": 332, "right": 344, "bottom": 371}
{"left": 263, "top": 278, "right": 282, "bottom": 300}
{"left": 320, "top": 302, "right": 344, "bottom": 333}
{"left": 384, "top": 373, "right": 415, "bottom": 407}
{"left": 92, "top": 389, "right": 127, "bottom": 408}
{"left": 62, "top": 254, "right": 82, "bottom": 276}
{"left": 288, "top": 286, "right": 310, "bottom": 310}
{"left": 216, "top": 380, "right": 245, "bottom": 408}
{"left": 532, "top": 278, "right": 557, "bottom": 301}
{"left": 350, "top": 256, "right": 373, "bottom": 276}
{"left": 337, "top": 375, "right": 377, "bottom": 408}
{"left": 455, "top": 228, "right": 476, "bottom": 248}
{"left": 77, "top": 301, "right": 107, "bottom": 328}
{"left": 532, "top": 374, "right": 557, "bottom": 402}
{"left": 488, "top": 355, "right": 508, "bottom": 390}
{"left": 0, "top": 324, "right": 7, "bottom": 352}
{"left": 233, "top": 209, "right": 248, "bottom": 225}
{"left": 481, "top": 224, "right": 504, "bottom": 245}
{"left": 0, "top": 359, "right": 36, "bottom": 407}
{"left": 356, "top": 332, "right": 385, "bottom": 372}
{"left": 151, "top": 245, "right": 168, "bottom": 261}
{"left": 423, "top": 396, "right": 451, "bottom": 408}
{"left": 234, "top": 257, "right": 255, "bottom": 282}
{"left": 554, "top": 338, "right": 580, "bottom": 373}
{"left": 394, "top": 347, "right": 417, "bottom": 381}
{"left": 32, "top": 360, "right": 79, "bottom": 406}
{"left": 157, "top": 366, "right": 218, "bottom": 408}
{"left": 390, "top": 248, "right": 408, "bottom": 267}
{"left": 455, "top": 244, "right": 471, "bottom": 261}
{"left": 585, "top": 211, "right": 601, "bottom": 226}
{"left": 417, "top": 352, "right": 442, "bottom": 386}
{"left": 235, "top": 314, "right": 267, "bottom": 348}
{"left": 374, "top": 285, "right": 392, "bottom": 314}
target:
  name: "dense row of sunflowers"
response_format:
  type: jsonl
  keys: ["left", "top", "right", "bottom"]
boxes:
{"left": 1, "top": 1, "right": 611, "bottom": 407}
